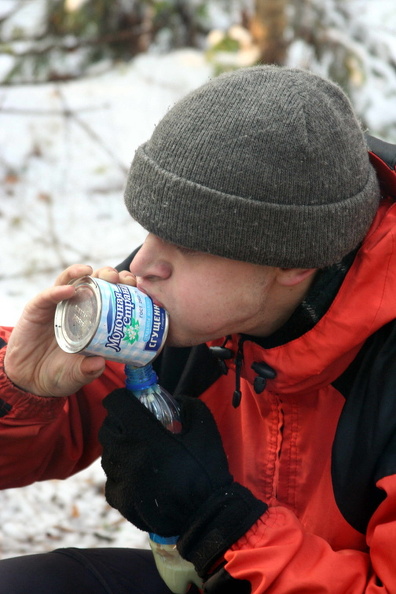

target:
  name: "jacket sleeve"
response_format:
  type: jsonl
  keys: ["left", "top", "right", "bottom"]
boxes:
{"left": 205, "top": 477, "right": 395, "bottom": 593}
{"left": 0, "top": 327, "right": 124, "bottom": 489}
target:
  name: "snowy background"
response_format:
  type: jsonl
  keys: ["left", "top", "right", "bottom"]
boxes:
{"left": 0, "top": 48, "right": 212, "bottom": 560}
{"left": 1, "top": 0, "right": 396, "bottom": 561}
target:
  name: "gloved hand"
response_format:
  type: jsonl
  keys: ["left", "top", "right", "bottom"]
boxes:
{"left": 99, "top": 389, "right": 267, "bottom": 577}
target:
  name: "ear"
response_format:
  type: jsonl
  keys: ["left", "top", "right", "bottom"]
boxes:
{"left": 276, "top": 267, "right": 318, "bottom": 288}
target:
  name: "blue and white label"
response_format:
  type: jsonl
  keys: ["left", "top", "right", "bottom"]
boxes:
{"left": 145, "top": 305, "right": 167, "bottom": 351}
{"left": 86, "top": 278, "right": 168, "bottom": 366}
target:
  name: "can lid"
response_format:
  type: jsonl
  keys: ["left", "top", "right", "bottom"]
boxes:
{"left": 54, "top": 277, "right": 101, "bottom": 353}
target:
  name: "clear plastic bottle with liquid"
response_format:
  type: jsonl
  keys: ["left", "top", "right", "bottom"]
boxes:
{"left": 125, "top": 364, "right": 202, "bottom": 594}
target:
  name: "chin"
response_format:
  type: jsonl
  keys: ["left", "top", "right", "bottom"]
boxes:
{"left": 166, "top": 337, "right": 197, "bottom": 348}
{"left": 165, "top": 330, "right": 204, "bottom": 349}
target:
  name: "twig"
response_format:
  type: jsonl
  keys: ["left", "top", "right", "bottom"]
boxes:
{"left": 0, "top": 106, "right": 107, "bottom": 116}
{"left": 56, "top": 85, "right": 129, "bottom": 174}
{"left": 0, "top": 24, "right": 154, "bottom": 56}
{"left": 0, "top": 67, "right": 116, "bottom": 86}
{"left": 0, "top": 0, "right": 26, "bottom": 26}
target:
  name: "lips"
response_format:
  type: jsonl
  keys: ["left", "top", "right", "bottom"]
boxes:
{"left": 137, "top": 283, "right": 164, "bottom": 309}
{"left": 151, "top": 296, "right": 165, "bottom": 308}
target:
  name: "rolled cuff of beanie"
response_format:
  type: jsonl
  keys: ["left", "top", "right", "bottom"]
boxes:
{"left": 125, "top": 144, "right": 380, "bottom": 269}
{"left": 176, "top": 482, "right": 268, "bottom": 578}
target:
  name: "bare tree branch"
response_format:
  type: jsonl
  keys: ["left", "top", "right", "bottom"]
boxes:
{"left": 1, "top": 22, "right": 154, "bottom": 55}
{"left": 55, "top": 86, "right": 129, "bottom": 174}
{"left": 0, "top": 0, "right": 27, "bottom": 26}
{"left": 0, "top": 105, "right": 107, "bottom": 116}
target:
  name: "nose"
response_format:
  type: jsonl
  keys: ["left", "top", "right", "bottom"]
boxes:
{"left": 129, "top": 234, "right": 172, "bottom": 282}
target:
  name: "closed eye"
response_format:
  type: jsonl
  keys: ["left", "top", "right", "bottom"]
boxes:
{"left": 175, "top": 245, "right": 197, "bottom": 256}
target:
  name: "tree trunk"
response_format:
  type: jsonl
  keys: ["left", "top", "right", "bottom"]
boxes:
{"left": 250, "top": 0, "right": 289, "bottom": 65}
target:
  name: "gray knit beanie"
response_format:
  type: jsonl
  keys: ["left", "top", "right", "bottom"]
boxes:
{"left": 124, "top": 65, "right": 380, "bottom": 268}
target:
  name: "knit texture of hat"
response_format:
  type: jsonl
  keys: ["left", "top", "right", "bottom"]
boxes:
{"left": 124, "top": 65, "right": 380, "bottom": 268}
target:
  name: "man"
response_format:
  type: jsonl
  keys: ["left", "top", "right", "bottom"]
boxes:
{"left": 1, "top": 65, "right": 394, "bottom": 593}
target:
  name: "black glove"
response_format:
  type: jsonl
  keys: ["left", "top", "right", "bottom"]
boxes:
{"left": 99, "top": 389, "right": 267, "bottom": 577}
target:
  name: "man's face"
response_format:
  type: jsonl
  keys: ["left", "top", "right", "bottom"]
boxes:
{"left": 129, "top": 234, "right": 281, "bottom": 347}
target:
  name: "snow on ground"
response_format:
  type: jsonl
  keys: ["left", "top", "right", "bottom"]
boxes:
{"left": 0, "top": 49, "right": 212, "bottom": 559}
{"left": 0, "top": 49, "right": 213, "bottom": 326}
{"left": 0, "top": 460, "right": 148, "bottom": 559}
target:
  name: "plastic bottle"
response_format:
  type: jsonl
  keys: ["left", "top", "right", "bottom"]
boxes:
{"left": 125, "top": 364, "right": 202, "bottom": 594}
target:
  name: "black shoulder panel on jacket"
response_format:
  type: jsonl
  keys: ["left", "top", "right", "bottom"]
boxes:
{"left": 204, "top": 568, "right": 251, "bottom": 593}
{"left": 332, "top": 319, "right": 396, "bottom": 533}
{"left": 366, "top": 134, "right": 396, "bottom": 170}
{"left": 0, "top": 337, "right": 6, "bottom": 349}
{"left": 116, "top": 248, "right": 140, "bottom": 273}
{"left": 0, "top": 399, "right": 12, "bottom": 417}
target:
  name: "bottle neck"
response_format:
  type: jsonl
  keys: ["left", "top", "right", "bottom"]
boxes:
{"left": 149, "top": 532, "right": 178, "bottom": 545}
{"left": 125, "top": 363, "right": 158, "bottom": 391}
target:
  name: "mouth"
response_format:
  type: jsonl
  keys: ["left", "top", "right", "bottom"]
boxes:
{"left": 151, "top": 296, "right": 165, "bottom": 309}
{"left": 137, "top": 283, "right": 164, "bottom": 309}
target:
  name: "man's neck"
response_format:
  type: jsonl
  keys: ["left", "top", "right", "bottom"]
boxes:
{"left": 250, "top": 248, "right": 359, "bottom": 348}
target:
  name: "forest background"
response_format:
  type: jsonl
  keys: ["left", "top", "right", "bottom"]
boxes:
{"left": 0, "top": 0, "right": 395, "bottom": 558}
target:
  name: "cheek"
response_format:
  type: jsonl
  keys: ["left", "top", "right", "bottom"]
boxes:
{"left": 168, "top": 303, "right": 237, "bottom": 346}
{"left": 171, "top": 281, "right": 228, "bottom": 330}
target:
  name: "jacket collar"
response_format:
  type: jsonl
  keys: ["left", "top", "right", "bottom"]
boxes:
{"left": 251, "top": 247, "right": 358, "bottom": 350}
{"left": 210, "top": 198, "right": 396, "bottom": 397}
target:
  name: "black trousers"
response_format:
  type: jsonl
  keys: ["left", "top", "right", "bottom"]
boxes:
{"left": 0, "top": 548, "right": 200, "bottom": 594}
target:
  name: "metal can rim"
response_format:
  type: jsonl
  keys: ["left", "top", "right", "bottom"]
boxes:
{"left": 54, "top": 276, "right": 102, "bottom": 354}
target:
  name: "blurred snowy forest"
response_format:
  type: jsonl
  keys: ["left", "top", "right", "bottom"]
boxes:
{"left": 0, "top": 0, "right": 396, "bottom": 559}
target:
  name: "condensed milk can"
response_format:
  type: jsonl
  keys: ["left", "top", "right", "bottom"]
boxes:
{"left": 54, "top": 276, "right": 168, "bottom": 366}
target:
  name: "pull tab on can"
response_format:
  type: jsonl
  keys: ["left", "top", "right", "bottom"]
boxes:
{"left": 54, "top": 276, "right": 168, "bottom": 367}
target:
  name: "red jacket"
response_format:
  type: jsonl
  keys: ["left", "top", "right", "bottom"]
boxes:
{"left": 1, "top": 197, "right": 396, "bottom": 592}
